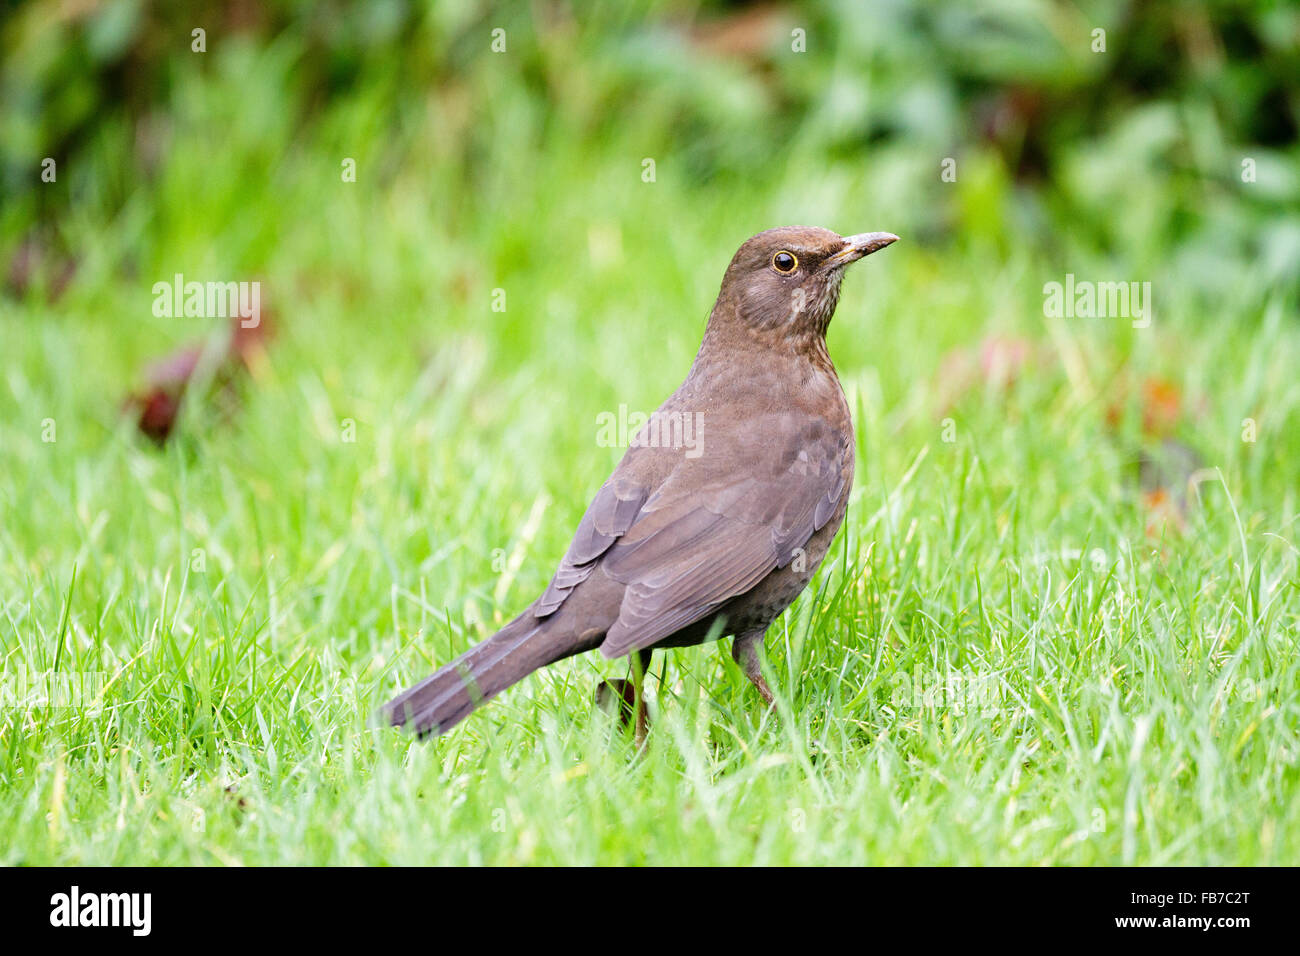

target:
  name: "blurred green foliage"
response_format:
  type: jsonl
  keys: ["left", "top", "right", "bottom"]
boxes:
{"left": 2, "top": 0, "right": 1297, "bottom": 296}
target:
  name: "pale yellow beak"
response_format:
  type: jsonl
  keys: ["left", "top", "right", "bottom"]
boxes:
{"left": 824, "top": 231, "right": 900, "bottom": 269}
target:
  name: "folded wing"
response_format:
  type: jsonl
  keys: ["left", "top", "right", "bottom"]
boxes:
{"left": 535, "top": 411, "right": 849, "bottom": 657}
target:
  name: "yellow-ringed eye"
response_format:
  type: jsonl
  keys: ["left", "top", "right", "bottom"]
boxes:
{"left": 772, "top": 251, "right": 798, "bottom": 274}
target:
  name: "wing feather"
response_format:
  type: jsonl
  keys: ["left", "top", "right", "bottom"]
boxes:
{"left": 534, "top": 476, "right": 649, "bottom": 617}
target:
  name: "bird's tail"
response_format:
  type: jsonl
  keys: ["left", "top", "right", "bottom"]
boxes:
{"left": 380, "top": 610, "right": 579, "bottom": 737}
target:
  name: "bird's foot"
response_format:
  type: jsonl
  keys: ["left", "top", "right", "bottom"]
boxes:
{"left": 750, "top": 672, "right": 776, "bottom": 709}
{"left": 595, "top": 678, "right": 649, "bottom": 748}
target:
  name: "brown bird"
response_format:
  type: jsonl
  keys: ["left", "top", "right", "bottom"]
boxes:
{"left": 383, "top": 226, "right": 898, "bottom": 737}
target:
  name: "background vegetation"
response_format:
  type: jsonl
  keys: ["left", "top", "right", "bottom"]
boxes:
{"left": 1, "top": 0, "right": 1297, "bottom": 864}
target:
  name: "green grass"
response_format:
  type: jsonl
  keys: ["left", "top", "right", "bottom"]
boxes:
{"left": 3, "top": 36, "right": 1300, "bottom": 865}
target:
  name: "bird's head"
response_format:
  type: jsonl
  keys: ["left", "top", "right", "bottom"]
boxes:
{"left": 714, "top": 226, "right": 898, "bottom": 339}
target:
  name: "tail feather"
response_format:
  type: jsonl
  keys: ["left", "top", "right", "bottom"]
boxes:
{"left": 380, "top": 611, "right": 582, "bottom": 737}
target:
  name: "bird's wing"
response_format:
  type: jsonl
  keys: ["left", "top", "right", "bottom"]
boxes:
{"left": 593, "top": 412, "right": 850, "bottom": 657}
{"left": 534, "top": 472, "right": 651, "bottom": 617}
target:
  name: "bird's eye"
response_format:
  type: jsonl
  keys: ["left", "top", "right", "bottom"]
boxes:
{"left": 772, "top": 251, "right": 798, "bottom": 274}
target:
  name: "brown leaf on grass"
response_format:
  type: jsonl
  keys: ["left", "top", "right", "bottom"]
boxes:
{"left": 1104, "top": 375, "right": 1206, "bottom": 439}
{"left": 1138, "top": 437, "right": 1207, "bottom": 536}
{"left": 688, "top": 3, "right": 787, "bottom": 59}
{"left": 1099, "top": 374, "right": 1210, "bottom": 536}
{"left": 124, "top": 309, "right": 275, "bottom": 446}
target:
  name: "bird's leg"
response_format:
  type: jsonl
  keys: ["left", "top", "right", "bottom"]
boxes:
{"left": 595, "top": 648, "right": 653, "bottom": 747}
{"left": 732, "top": 629, "right": 775, "bottom": 707}
{"left": 629, "top": 648, "right": 652, "bottom": 748}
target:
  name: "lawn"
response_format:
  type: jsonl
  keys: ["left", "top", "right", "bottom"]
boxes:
{"left": 1, "top": 3, "right": 1298, "bottom": 865}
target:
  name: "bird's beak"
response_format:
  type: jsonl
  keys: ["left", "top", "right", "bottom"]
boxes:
{"left": 824, "top": 231, "right": 900, "bottom": 269}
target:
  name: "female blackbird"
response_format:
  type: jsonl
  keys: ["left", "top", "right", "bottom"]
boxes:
{"left": 383, "top": 226, "right": 898, "bottom": 737}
